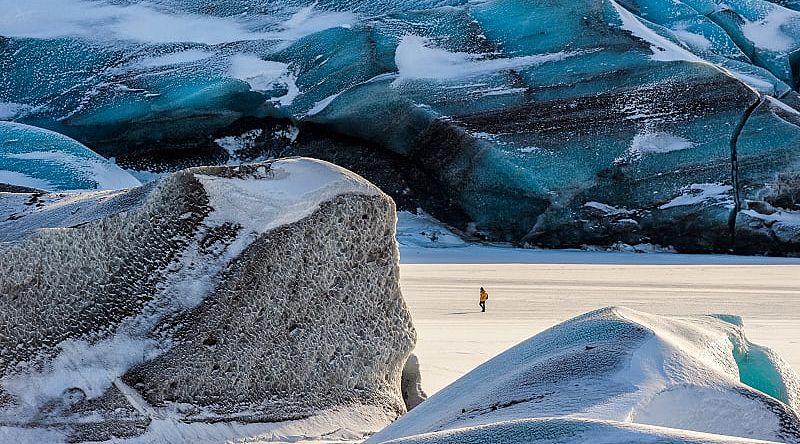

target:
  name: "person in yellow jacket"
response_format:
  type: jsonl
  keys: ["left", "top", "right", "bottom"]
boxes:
{"left": 479, "top": 287, "right": 489, "bottom": 312}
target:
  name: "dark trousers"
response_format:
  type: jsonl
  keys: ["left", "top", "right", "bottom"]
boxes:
{"left": 479, "top": 301, "right": 486, "bottom": 312}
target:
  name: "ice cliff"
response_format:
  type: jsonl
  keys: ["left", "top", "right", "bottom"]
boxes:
{"left": 367, "top": 307, "right": 800, "bottom": 444}
{"left": 3, "top": 0, "right": 800, "bottom": 254}
{"left": 0, "top": 158, "right": 415, "bottom": 443}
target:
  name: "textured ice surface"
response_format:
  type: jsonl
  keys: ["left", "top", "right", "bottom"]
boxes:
{"left": 368, "top": 307, "right": 800, "bottom": 444}
{"left": 4, "top": 0, "right": 800, "bottom": 253}
{"left": 0, "top": 157, "right": 415, "bottom": 443}
{"left": 0, "top": 121, "right": 140, "bottom": 192}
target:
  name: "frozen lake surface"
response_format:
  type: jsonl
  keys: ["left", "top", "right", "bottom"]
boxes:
{"left": 399, "top": 258, "right": 800, "bottom": 395}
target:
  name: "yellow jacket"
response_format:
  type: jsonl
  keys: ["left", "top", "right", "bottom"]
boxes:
{"left": 480, "top": 289, "right": 489, "bottom": 302}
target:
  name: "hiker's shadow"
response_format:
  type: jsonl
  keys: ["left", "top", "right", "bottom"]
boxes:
{"left": 447, "top": 311, "right": 472, "bottom": 315}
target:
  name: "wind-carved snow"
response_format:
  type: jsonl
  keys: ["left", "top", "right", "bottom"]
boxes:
{"left": 367, "top": 307, "right": 800, "bottom": 444}
{"left": 393, "top": 35, "right": 577, "bottom": 82}
{"left": 229, "top": 55, "right": 300, "bottom": 106}
{"left": 659, "top": 183, "right": 734, "bottom": 210}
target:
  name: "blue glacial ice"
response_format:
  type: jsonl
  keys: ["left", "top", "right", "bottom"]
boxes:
{"left": 3, "top": 0, "right": 800, "bottom": 253}
{"left": 0, "top": 121, "right": 140, "bottom": 191}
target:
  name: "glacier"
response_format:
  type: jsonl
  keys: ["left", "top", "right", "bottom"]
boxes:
{"left": 0, "top": 158, "right": 416, "bottom": 443}
{"left": 367, "top": 307, "right": 800, "bottom": 444}
{"left": 3, "top": 0, "right": 800, "bottom": 253}
{"left": 0, "top": 121, "right": 140, "bottom": 192}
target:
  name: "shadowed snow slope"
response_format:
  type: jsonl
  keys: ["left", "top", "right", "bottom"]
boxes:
{"left": 0, "top": 157, "right": 415, "bottom": 443}
{"left": 367, "top": 307, "right": 800, "bottom": 444}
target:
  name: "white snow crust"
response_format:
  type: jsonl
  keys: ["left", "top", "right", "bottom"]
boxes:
{"left": 197, "top": 158, "right": 379, "bottom": 237}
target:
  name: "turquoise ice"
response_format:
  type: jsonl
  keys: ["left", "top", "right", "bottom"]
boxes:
{"left": 0, "top": 121, "right": 140, "bottom": 191}
{"left": 2, "top": 0, "right": 800, "bottom": 252}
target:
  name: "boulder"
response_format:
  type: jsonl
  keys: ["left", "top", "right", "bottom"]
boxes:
{"left": 0, "top": 157, "right": 415, "bottom": 443}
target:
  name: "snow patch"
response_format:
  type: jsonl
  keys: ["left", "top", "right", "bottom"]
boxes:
{"left": 275, "top": 5, "right": 356, "bottom": 41}
{"left": 0, "top": 336, "right": 162, "bottom": 419}
{"left": 659, "top": 183, "right": 733, "bottom": 210}
{"left": 307, "top": 91, "right": 344, "bottom": 116}
{"left": 134, "top": 49, "right": 215, "bottom": 68}
{"left": 229, "top": 55, "right": 299, "bottom": 106}
{"left": 4, "top": 150, "right": 142, "bottom": 191}
{"left": 196, "top": 158, "right": 379, "bottom": 236}
{"left": 583, "top": 201, "right": 634, "bottom": 216}
{"left": 726, "top": 70, "right": 782, "bottom": 95}
{"left": 610, "top": 1, "right": 703, "bottom": 63}
{"left": 741, "top": 7, "right": 799, "bottom": 52}
{"left": 632, "top": 132, "right": 695, "bottom": 155}
{"left": 0, "top": 0, "right": 353, "bottom": 45}
{"left": 673, "top": 29, "right": 713, "bottom": 51}
{"left": 0, "top": 102, "right": 32, "bottom": 120}
{"left": 396, "top": 211, "right": 466, "bottom": 249}
{"left": 0, "top": 170, "right": 52, "bottom": 190}
{"left": 742, "top": 208, "right": 800, "bottom": 225}
{"left": 481, "top": 87, "right": 528, "bottom": 97}
{"left": 393, "top": 35, "right": 577, "bottom": 82}
{"left": 614, "top": 132, "right": 695, "bottom": 164}
{"left": 214, "top": 129, "right": 264, "bottom": 160}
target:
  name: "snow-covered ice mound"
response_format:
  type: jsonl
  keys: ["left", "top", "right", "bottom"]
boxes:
{"left": 0, "top": 121, "right": 140, "bottom": 192}
{"left": 0, "top": 157, "right": 415, "bottom": 443}
{"left": 368, "top": 307, "right": 800, "bottom": 444}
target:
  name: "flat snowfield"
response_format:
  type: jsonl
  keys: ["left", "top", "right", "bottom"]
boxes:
{"left": 400, "top": 263, "right": 800, "bottom": 395}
